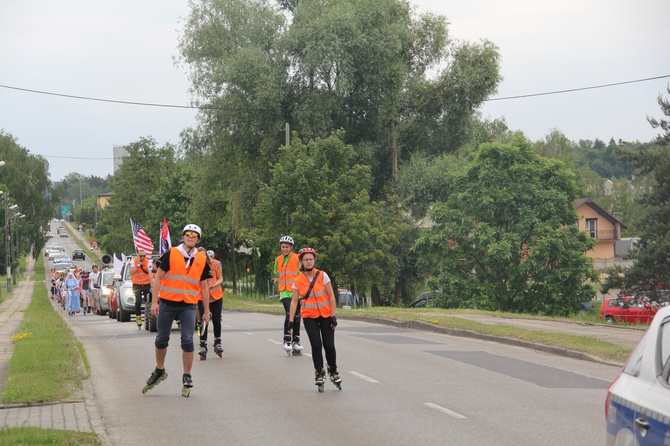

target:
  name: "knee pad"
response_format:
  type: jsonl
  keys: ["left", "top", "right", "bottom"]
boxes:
{"left": 294, "top": 315, "right": 301, "bottom": 324}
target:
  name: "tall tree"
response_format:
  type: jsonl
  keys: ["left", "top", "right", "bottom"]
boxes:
{"left": 621, "top": 86, "right": 670, "bottom": 299}
{"left": 96, "top": 137, "right": 177, "bottom": 254}
{"left": 255, "top": 131, "right": 403, "bottom": 297}
{"left": 0, "top": 131, "right": 57, "bottom": 263}
{"left": 416, "top": 136, "right": 598, "bottom": 316}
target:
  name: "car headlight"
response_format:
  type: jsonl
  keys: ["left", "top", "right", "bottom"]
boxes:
{"left": 123, "top": 287, "right": 135, "bottom": 304}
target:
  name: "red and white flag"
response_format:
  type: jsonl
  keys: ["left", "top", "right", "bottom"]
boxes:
{"left": 159, "top": 218, "right": 171, "bottom": 255}
{"left": 130, "top": 219, "right": 154, "bottom": 254}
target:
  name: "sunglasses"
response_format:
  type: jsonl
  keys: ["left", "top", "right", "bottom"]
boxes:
{"left": 183, "top": 231, "right": 199, "bottom": 238}
{"left": 138, "top": 255, "right": 146, "bottom": 258}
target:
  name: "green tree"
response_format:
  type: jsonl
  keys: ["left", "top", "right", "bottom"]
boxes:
{"left": 255, "top": 131, "right": 403, "bottom": 298}
{"left": 621, "top": 86, "right": 670, "bottom": 299}
{"left": 96, "top": 138, "right": 177, "bottom": 255}
{"left": 416, "top": 136, "right": 598, "bottom": 316}
{"left": 0, "top": 131, "right": 57, "bottom": 266}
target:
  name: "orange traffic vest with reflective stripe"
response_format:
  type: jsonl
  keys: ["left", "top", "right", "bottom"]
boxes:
{"left": 294, "top": 269, "right": 331, "bottom": 319}
{"left": 131, "top": 257, "right": 151, "bottom": 285}
{"left": 276, "top": 253, "right": 300, "bottom": 293}
{"left": 160, "top": 248, "right": 207, "bottom": 305}
{"left": 207, "top": 259, "right": 223, "bottom": 301}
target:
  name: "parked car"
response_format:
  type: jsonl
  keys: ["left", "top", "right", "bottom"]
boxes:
{"left": 600, "top": 296, "right": 659, "bottom": 325}
{"left": 605, "top": 304, "right": 670, "bottom": 445}
{"left": 51, "top": 262, "right": 71, "bottom": 272}
{"left": 407, "top": 291, "right": 443, "bottom": 308}
{"left": 338, "top": 289, "right": 358, "bottom": 308}
{"left": 91, "top": 268, "right": 115, "bottom": 316}
{"left": 46, "top": 249, "right": 61, "bottom": 260}
{"left": 112, "top": 257, "right": 143, "bottom": 323}
{"left": 60, "top": 232, "right": 69, "bottom": 238}
{"left": 72, "top": 249, "right": 86, "bottom": 261}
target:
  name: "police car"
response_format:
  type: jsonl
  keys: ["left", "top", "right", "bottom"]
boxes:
{"left": 605, "top": 304, "right": 670, "bottom": 445}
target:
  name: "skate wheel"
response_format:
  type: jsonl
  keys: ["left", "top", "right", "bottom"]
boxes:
{"left": 318, "top": 385, "right": 325, "bottom": 393}
{"left": 182, "top": 388, "right": 190, "bottom": 397}
{"left": 335, "top": 384, "right": 342, "bottom": 390}
{"left": 142, "top": 386, "right": 150, "bottom": 394}
{"left": 200, "top": 355, "right": 206, "bottom": 361}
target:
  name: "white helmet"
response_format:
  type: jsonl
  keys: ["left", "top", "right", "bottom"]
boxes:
{"left": 279, "top": 235, "right": 294, "bottom": 245}
{"left": 182, "top": 224, "right": 202, "bottom": 238}
{"left": 206, "top": 250, "right": 215, "bottom": 258}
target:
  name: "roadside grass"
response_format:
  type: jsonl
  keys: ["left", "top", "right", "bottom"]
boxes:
{"left": 2, "top": 282, "right": 87, "bottom": 404}
{"left": 223, "top": 293, "right": 633, "bottom": 363}
{"left": 30, "top": 254, "right": 45, "bottom": 283}
{"left": 0, "top": 426, "right": 100, "bottom": 445}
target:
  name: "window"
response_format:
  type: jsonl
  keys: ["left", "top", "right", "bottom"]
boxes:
{"left": 661, "top": 321, "right": 670, "bottom": 378}
{"left": 585, "top": 218, "right": 597, "bottom": 238}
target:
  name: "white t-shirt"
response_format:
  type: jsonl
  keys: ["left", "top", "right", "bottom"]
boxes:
{"left": 292, "top": 271, "right": 330, "bottom": 290}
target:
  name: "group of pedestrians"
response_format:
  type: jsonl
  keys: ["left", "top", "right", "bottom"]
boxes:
{"left": 50, "top": 265, "right": 99, "bottom": 316}
{"left": 142, "top": 225, "right": 341, "bottom": 397}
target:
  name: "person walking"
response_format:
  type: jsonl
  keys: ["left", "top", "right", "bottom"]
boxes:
{"left": 288, "top": 247, "right": 341, "bottom": 391}
{"left": 143, "top": 224, "right": 211, "bottom": 397}
{"left": 275, "top": 236, "right": 303, "bottom": 355}
{"left": 130, "top": 249, "right": 153, "bottom": 329}
{"left": 80, "top": 270, "right": 93, "bottom": 314}
{"left": 197, "top": 249, "right": 224, "bottom": 360}
{"left": 64, "top": 271, "right": 81, "bottom": 316}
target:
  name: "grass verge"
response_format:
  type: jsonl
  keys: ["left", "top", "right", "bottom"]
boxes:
{"left": 223, "top": 294, "right": 633, "bottom": 364}
{"left": 2, "top": 282, "right": 87, "bottom": 403}
{"left": 0, "top": 426, "right": 100, "bottom": 445}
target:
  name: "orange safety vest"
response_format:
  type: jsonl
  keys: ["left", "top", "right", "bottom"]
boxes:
{"left": 207, "top": 259, "right": 223, "bottom": 301}
{"left": 131, "top": 257, "right": 151, "bottom": 285}
{"left": 276, "top": 253, "right": 300, "bottom": 293}
{"left": 294, "top": 269, "right": 331, "bottom": 319}
{"left": 160, "top": 248, "right": 207, "bottom": 305}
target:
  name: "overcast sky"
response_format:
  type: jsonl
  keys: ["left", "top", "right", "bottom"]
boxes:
{"left": 1, "top": 0, "right": 669, "bottom": 181}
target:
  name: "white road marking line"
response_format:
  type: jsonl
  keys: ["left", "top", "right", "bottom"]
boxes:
{"left": 348, "top": 371, "right": 379, "bottom": 383}
{"left": 424, "top": 403, "right": 467, "bottom": 419}
{"left": 243, "top": 332, "right": 254, "bottom": 335}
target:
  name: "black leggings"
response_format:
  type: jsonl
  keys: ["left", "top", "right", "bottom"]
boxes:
{"left": 303, "top": 316, "right": 336, "bottom": 371}
{"left": 198, "top": 298, "right": 223, "bottom": 342}
{"left": 133, "top": 284, "right": 151, "bottom": 318}
{"left": 281, "top": 298, "right": 301, "bottom": 337}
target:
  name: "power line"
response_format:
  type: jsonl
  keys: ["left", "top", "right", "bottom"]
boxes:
{"left": 487, "top": 75, "right": 670, "bottom": 101}
{"left": 1, "top": 74, "right": 669, "bottom": 111}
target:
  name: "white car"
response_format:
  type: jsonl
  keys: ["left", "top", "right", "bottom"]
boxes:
{"left": 605, "top": 304, "right": 670, "bottom": 445}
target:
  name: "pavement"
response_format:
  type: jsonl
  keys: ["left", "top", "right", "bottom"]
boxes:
{"left": 0, "top": 224, "right": 644, "bottom": 443}
{"left": 0, "top": 240, "right": 111, "bottom": 443}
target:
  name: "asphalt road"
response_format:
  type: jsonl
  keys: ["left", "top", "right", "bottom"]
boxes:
{"left": 60, "top": 309, "right": 619, "bottom": 446}
{"left": 48, "top": 222, "right": 623, "bottom": 445}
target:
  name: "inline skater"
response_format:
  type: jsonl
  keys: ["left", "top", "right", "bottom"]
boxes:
{"left": 130, "top": 249, "right": 153, "bottom": 329}
{"left": 143, "top": 224, "right": 211, "bottom": 397}
{"left": 274, "top": 236, "right": 303, "bottom": 355}
{"left": 288, "top": 248, "right": 341, "bottom": 391}
{"left": 198, "top": 249, "right": 224, "bottom": 360}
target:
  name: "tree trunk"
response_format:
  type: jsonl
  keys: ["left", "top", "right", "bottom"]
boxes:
{"left": 229, "top": 229, "right": 237, "bottom": 292}
{"left": 371, "top": 283, "right": 382, "bottom": 306}
{"left": 394, "top": 276, "right": 403, "bottom": 305}
{"left": 390, "top": 117, "right": 398, "bottom": 184}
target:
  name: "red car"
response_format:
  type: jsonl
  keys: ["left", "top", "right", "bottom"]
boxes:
{"left": 599, "top": 296, "right": 659, "bottom": 324}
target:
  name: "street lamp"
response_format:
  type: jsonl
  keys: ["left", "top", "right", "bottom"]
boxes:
{"left": 4, "top": 199, "right": 19, "bottom": 293}
{"left": 78, "top": 176, "right": 83, "bottom": 207}
{"left": 11, "top": 212, "right": 24, "bottom": 285}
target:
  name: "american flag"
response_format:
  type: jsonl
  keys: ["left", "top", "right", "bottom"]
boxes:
{"left": 159, "top": 217, "right": 171, "bottom": 255}
{"left": 130, "top": 219, "right": 154, "bottom": 254}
